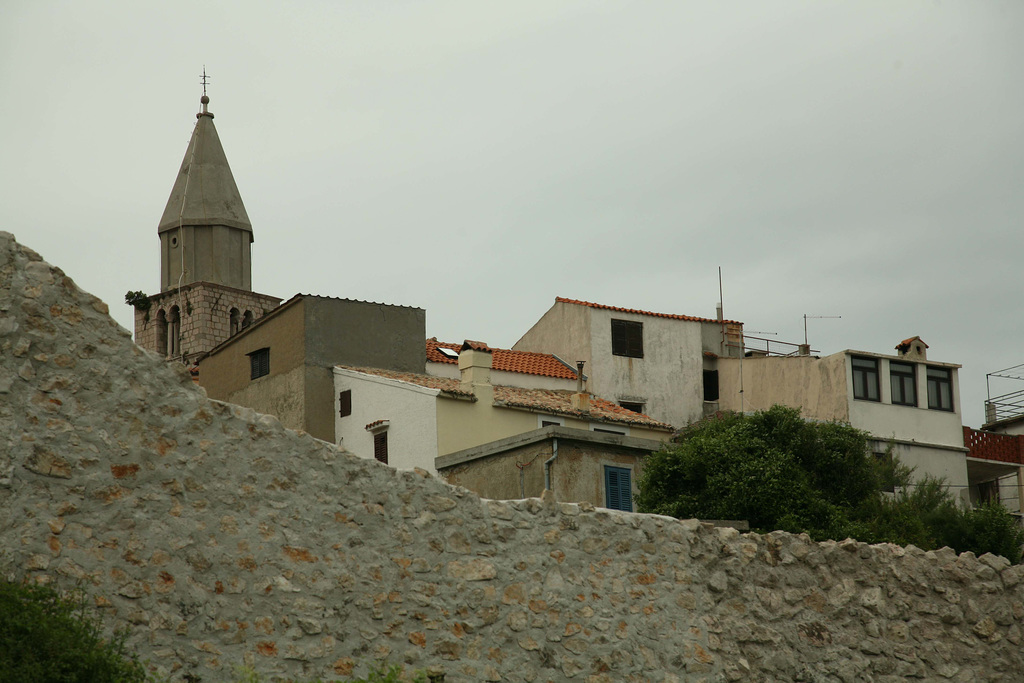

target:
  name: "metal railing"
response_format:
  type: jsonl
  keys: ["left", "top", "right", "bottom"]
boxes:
{"left": 985, "top": 388, "right": 1024, "bottom": 425}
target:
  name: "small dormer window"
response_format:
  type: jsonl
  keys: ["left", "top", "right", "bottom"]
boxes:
{"left": 437, "top": 347, "right": 459, "bottom": 360}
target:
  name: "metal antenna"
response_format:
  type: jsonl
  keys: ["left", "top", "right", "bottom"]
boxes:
{"left": 804, "top": 314, "right": 841, "bottom": 346}
{"left": 200, "top": 66, "right": 210, "bottom": 96}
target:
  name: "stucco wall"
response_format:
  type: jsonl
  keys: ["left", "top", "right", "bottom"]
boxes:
{"left": 305, "top": 297, "right": 425, "bottom": 373}
{"left": 512, "top": 301, "right": 592, "bottom": 374}
{"left": 334, "top": 368, "right": 440, "bottom": 471}
{"left": 198, "top": 298, "right": 306, "bottom": 400}
{"left": 5, "top": 233, "right": 1024, "bottom": 682}
{"left": 437, "top": 429, "right": 660, "bottom": 508}
{"left": 587, "top": 309, "right": 705, "bottom": 429}
{"left": 718, "top": 354, "right": 850, "bottom": 422}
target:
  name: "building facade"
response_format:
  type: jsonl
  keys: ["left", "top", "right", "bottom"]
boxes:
{"left": 512, "top": 297, "right": 743, "bottom": 429}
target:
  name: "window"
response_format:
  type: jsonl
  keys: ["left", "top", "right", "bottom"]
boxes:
{"left": 242, "top": 310, "right": 254, "bottom": 329}
{"left": 167, "top": 306, "right": 181, "bottom": 358}
{"left": 611, "top": 319, "right": 643, "bottom": 358}
{"left": 703, "top": 369, "right": 719, "bottom": 402}
{"left": 339, "top": 390, "right": 352, "bottom": 417}
{"left": 851, "top": 356, "right": 879, "bottom": 401}
{"left": 249, "top": 348, "right": 270, "bottom": 380}
{"left": 373, "top": 431, "right": 388, "bottom": 464}
{"left": 619, "top": 401, "right": 644, "bottom": 414}
{"left": 927, "top": 367, "right": 953, "bottom": 411}
{"left": 889, "top": 362, "right": 916, "bottom": 407}
{"left": 155, "top": 309, "right": 168, "bottom": 357}
{"left": 229, "top": 308, "right": 240, "bottom": 336}
{"left": 538, "top": 415, "right": 564, "bottom": 428}
{"left": 604, "top": 466, "right": 633, "bottom": 512}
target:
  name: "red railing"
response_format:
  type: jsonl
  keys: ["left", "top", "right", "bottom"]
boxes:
{"left": 964, "top": 426, "right": 1024, "bottom": 465}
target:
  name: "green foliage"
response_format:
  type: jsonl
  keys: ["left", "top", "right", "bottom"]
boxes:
{"left": 636, "top": 405, "right": 1024, "bottom": 562}
{"left": 124, "top": 291, "right": 151, "bottom": 311}
{"left": 0, "top": 579, "right": 148, "bottom": 683}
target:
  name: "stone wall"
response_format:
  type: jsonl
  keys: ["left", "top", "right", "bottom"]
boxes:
{"left": 3, "top": 231, "right": 1024, "bottom": 682}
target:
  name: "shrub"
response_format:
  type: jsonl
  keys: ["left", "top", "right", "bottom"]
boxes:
{"left": 0, "top": 579, "right": 148, "bottom": 683}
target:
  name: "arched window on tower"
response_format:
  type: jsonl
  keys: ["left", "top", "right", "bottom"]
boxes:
{"left": 242, "top": 310, "right": 254, "bottom": 330}
{"left": 229, "top": 308, "right": 240, "bottom": 336}
{"left": 168, "top": 306, "right": 181, "bottom": 358}
{"left": 155, "top": 309, "right": 168, "bottom": 357}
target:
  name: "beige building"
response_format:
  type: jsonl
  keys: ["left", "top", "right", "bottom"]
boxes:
{"left": 718, "top": 337, "right": 971, "bottom": 504}
{"left": 334, "top": 342, "right": 673, "bottom": 509}
{"left": 197, "top": 294, "right": 425, "bottom": 443}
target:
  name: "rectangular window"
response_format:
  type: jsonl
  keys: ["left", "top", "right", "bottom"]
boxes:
{"left": 703, "top": 369, "right": 719, "bottom": 402}
{"left": 927, "top": 367, "right": 954, "bottom": 411}
{"left": 889, "top": 362, "right": 916, "bottom": 407}
{"left": 339, "top": 390, "right": 352, "bottom": 417}
{"left": 611, "top": 319, "right": 643, "bottom": 358}
{"left": 619, "top": 401, "right": 644, "bottom": 414}
{"left": 249, "top": 348, "right": 270, "bottom": 380}
{"left": 604, "top": 466, "right": 633, "bottom": 512}
{"left": 851, "top": 356, "right": 879, "bottom": 401}
{"left": 373, "top": 431, "right": 388, "bottom": 464}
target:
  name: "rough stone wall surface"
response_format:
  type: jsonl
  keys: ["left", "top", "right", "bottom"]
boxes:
{"left": 3, "top": 231, "right": 1024, "bottom": 682}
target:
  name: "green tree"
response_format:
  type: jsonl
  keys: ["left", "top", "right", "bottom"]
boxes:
{"left": 636, "top": 405, "right": 1024, "bottom": 562}
{"left": 0, "top": 579, "right": 148, "bottom": 683}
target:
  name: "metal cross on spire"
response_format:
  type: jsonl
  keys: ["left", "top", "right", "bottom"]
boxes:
{"left": 200, "top": 66, "right": 210, "bottom": 97}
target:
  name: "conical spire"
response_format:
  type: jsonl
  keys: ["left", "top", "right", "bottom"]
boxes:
{"left": 157, "top": 95, "right": 252, "bottom": 235}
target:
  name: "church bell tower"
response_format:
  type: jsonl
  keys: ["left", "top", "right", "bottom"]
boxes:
{"left": 133, "top": 83, "right": 280, "bottom": 364}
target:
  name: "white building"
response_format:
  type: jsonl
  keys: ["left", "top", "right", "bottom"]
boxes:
{"left": 512, "top": 297, "right": 743, "bottom": 429}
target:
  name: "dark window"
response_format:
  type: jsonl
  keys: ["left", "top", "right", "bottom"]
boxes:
{"left": 927, "top": 367, "right": 954, "bottom": 411}
{"left": 594, "top": 427, "right": 627, "bottom": 435}
{"left": 889, "top": 361, "right": 916, "bottom": 406}
{"left": 373, "top": 431, "right": 388, "bottom": 464}
{"left": 249, "top": 348, "right": 270, "bottom": 380}
{"left": 611, "top": 319, "right": 643, "bottom": 358}
{"left": 604, "top": 466, "right": 633, "bottom": 511}
{"left": 703, "top": 369, "right": 719, "bottom": 402}
{"left": 339, "top": 390, "right": 352, "bottom": 417}
{"left": 978, "top": 480, "right": 999, "bottom": 504}
{"left": 852, "top": 356, "right": 880, "bottom": 401}
{"left": 541, "top": 420, "right": 561, "bottom": 428}
{"left": 619, "top": 401, "right": 644, "bottom": 414}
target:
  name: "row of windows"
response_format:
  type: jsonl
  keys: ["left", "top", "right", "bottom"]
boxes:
{"left": 852, "top": 357, "right": 953, "bottom": 411}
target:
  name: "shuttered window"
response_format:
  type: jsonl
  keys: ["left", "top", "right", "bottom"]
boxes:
{"left": 339, "top": 390, "right": 352, "bottom": 417}
{"left": 373, "top": 431, "right": 388, "bottom": 464}
{"left": 604, "top": 466, "right": 632, "bottom": 512}
{"left": 249, "top": 348, "right": 270, "bottom": 380}
{"left": 611, "top": 319, "right": 643, "bottom": 358}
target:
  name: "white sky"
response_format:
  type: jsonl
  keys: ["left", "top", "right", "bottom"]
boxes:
{"left": 3, "top": 1, "right": 1022, "bottom": 427}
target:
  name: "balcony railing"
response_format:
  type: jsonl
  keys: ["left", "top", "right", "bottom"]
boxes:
{"left": 985, "top": 388, "right": 1024, "bottom": 425}
{"left": 964, "top": 426, "right": 1024, "bottom": 465}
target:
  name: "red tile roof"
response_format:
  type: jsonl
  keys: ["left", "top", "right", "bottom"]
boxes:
{"left": 896, "top": 336, "right": 928, "bottom": 350}
{"left": 426, "top": 339, "right": 578, "bottom": 380}
{"left": 338, "top": 366, "right": 671, "bottom": 431}
{"left": 493, "top": 386, "right": 672, "bottom": 431}
{"left": 555, "top": 297, "right": 741, "bottom": 325}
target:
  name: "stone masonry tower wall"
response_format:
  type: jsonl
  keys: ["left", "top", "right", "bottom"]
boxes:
{"left": 4, "top": 232, "right": 1024, "bottom": 681}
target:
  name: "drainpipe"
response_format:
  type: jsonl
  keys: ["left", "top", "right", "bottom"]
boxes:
{"left": 543, "top": 438, "right": 559, "bottom": 492}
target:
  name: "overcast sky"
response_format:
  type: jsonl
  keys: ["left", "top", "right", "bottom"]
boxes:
{"left": 3, "top": 1, "right": 1022, "bottom": 427}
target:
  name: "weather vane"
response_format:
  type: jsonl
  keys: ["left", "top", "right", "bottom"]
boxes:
{"left": 200, "top": 66, "right": 210, "bottom": 97}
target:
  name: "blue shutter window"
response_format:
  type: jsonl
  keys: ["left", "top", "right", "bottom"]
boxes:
{"left": 604, "top": 466, "right": 633, "bottom": 512}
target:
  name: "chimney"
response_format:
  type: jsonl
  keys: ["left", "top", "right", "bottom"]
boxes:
{"left": 459, "top": 340, "right": 493, "bottom": 402}
{"left": 571, "top": 360, "right": 590, "bottom": 412}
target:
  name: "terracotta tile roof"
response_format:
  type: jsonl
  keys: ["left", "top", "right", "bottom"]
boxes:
{"left": 339, "top": 366, "right": 671, "bottom": 431}
{"left": 426, "top": 339, "right": 578, "bottom": 380}
{"left": 461, "top": 340, "right": 491, "bottom": 352}
{"left": 555, "top": 297, "right": 741, "bottom": 325}
{"left": 493, "top": 386, "right": 672, "bottom": 431}
{"left": 338, "top": 366, "right": 474, "bottom": 398}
